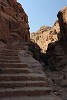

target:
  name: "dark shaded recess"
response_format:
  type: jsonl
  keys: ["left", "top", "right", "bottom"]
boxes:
{"left": 28, "top": 41, "right": 47, "bottom": 64}
{"left": 45, "top": 41, "right": 58, "bottom": 70}
{"left": 0, "top": 39, "right": 7, "bottom": 43}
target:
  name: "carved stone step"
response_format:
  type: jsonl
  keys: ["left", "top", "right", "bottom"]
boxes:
{"left": 0, "top": 53, "right": 18, "bottom": 56}
{"left": 1, "top": 50, "right": 19, "bottom": 53}
{"left": 1, "top": 49, "right": 20, "bottom": 52}
{"left": 0, "top": 81, "right": 48, "bottom": 88}
{"left": 0, "top": 87, "right": 51, "bottom": 97}
{"left": 0, "top": 68, "right": 30, "bottom": 74}
{"left": 0, "top": 56, "right": 19, "bottom": 60}
{"left": 0, "top": 95, "right": 62, "bottom": 100}
{"left": 0, "top": 63, "right": 28, "bottom": 68}
{"left": 0, "top": 74, "right": 47, "bottom": 81}
{"left": 0, "top": 59, "right": 21, "bottom": 63}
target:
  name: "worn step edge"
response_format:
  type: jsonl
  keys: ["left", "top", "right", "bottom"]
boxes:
{"left": 0, "top": 81, "right": 48, "bottom": 88}
{"left": 0, "top": 59, "right": 20, "bottom": 61}
{"left": 0, "top": 95, "right": 62, "bottom": 100}
{"left": 0, "top": 87, "right": 51, "bottom": 97}
{"left": 0, "top": 56, "right": 19, "bottom": 59}
{"left": 0, "top": 74, "right": 47, "bottom": 81}
{"left": 0, "top": 68, "right": 30, "bottom": 74}
{"left": 0, "top": 63, "right": 28, "bottom": 68}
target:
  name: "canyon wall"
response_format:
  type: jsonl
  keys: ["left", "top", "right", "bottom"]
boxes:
{"left": 0, "top": 0, "right": 30, "bottom": 43}
{"left": 31, "top": 25, "right": 58, "bottom": 53}
{"left": 46, "top": 7, "right": 67, "bottom": 70}
{"left": 57, "top": 7, "right": 67, "bottom": 42}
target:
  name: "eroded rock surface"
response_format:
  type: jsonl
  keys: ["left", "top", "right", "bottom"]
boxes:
{"left": 31, "top": 25, "right": 58, "bottom": 53}
{"left": 0, "top": 0, "right": 30, "bottom": 43}
{"left": 46, "top": 7, "right": 67, "bottom": 70}
{"left": 57, "top": 7, "right": 67, "bottom": 42}
{"left": 0, "top": 40, "right": 62, "bottom": 100}
{"left": 45, "top": 7, "right": 67, "bottom": 100}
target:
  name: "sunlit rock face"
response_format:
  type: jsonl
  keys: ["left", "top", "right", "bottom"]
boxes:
{"left": 0, "top": 0, "right": 30, "bottom": 43}
{"left": 53, "top": 20, "right": 60, "bottom": 33}
{"left": 57, "top": 7, "right": 67, "bottom": 42}
{"left": 31, "top": 26, "right": 58, "bottom": 53}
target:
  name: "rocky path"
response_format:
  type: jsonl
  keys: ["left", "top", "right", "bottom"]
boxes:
{"left": 0, "top": 42, "right": 62, "bottom": 100}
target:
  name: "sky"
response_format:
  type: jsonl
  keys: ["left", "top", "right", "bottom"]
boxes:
{"left": 17, "top": 0, "right": 67, "bottom": 32}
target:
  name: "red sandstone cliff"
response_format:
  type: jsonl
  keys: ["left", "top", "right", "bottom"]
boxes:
{"left": 0, "top": 0, "right": 30, "bottom": 43}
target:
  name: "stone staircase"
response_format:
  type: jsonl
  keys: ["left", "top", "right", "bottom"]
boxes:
{"left": 0, "top": 42, "right": 62, "bottom": 100}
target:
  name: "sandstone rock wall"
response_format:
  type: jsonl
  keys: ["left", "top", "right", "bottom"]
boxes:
{"left": 0, "top": 0, "right": 30, "bottom": 43}
{"left": 53, "top": 20, "right": 60, "bottom": 34}
{"left": 46, "top": 7, "right": 67, "bottom": 70}
{"left": 57, "top": 7, "right": 67, "bottom": 42}
{"left": 31, "top": 26, "right": 58, "bottom": 53}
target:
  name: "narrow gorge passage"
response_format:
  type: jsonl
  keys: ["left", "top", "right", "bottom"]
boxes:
{"left": 0, "top": 0, "right": 67, "bottom": 100}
